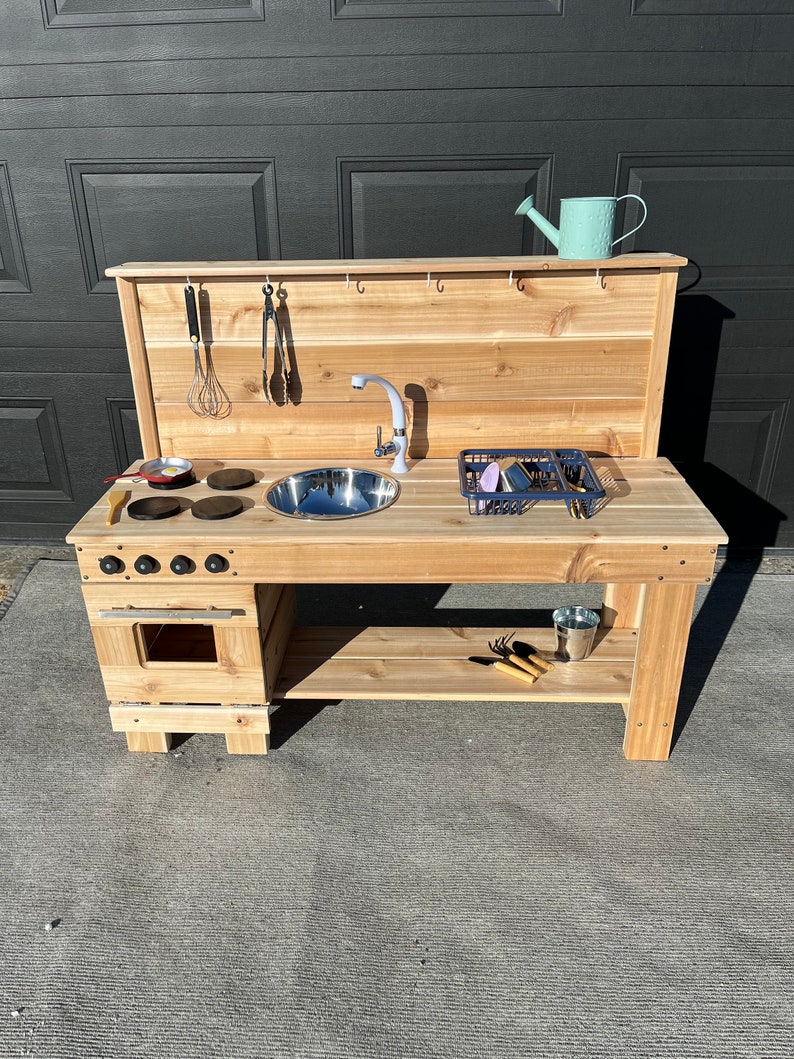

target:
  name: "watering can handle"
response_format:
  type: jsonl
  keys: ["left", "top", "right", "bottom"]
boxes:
{"left": 612, "top": 195, "right": 647, "bottom": 248}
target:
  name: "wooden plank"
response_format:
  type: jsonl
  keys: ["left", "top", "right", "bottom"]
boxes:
{"left": 91, "top": 623, "right": 140, "bottom": 668}
{"left": 100, "top": 663, "right": 266, "bottom": 706}
{"left": 274, "top": 658, "right": 632, "bottom": 703}
{"left": 110, "top": 255, "right": 688, "bottom": 279}
{"left": 116, "top": 277, "right": 160, "bottom": 460}
{"left": 641, "top": 266, "right": 679, "bottom": 458}
{"left": 601, "top": 584, "right": 646, "bottom": 630}
{"left": 82, "top": 582, "right": 259, "bottom": 621}
{"left": 110, "top": 703, "right": 270, "bottom": 735}
{"left": 106, "top": 255, "right": 687, "bottom": 279}
{"left": 153, "top": 399, "right": 647, "bottom": 459}
{"left": 285, "top": 624, "right": 637, "bottom": 662}
{"left": 623, "top": 581, "right": 698, "bottom": 761}
{"left": 260, "top": 584, "right": 296, "bottom": 702}
{"left": 214, "top": 625, "right": 265, "bottom": 672}
{"left": 143, "top": 336, "right": 653, "bottom": 404}
{"left": 136, "top": 271, "right": 660, "bottom": 343}
{"left": 275, "top": 625, "right": 634, "bottom": 703}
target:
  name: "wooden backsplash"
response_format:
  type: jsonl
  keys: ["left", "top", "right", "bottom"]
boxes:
{"left": 108, "top": 255, "right": 685, "bottom": 462}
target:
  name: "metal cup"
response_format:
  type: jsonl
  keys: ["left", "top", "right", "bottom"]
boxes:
{"left": 552, "top": 606, "right": 599, "bottom": 661}
{"left": 498, "top": 458, "right": 533, "bottom": 493}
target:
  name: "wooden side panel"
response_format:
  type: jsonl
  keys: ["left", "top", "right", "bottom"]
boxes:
{"left": 116, "top": 277, "right": 160, "bottom": 459}
{"left": 640, "top": 266, "right": 679, "bottom": 458}
{"left": 99, "top": 654, "right": 266, "bottom": 705}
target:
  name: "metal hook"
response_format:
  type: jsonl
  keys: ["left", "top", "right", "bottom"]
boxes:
{"left": 508, "top": 270, "right": 513, "bottom": 287}
{"left": 427, "top": 272, "right": 431, "bottom": 288}
{"left": 595, "top": 268, "right": 606, "bottom": 289}
{"left": 516, "top": 277, "right": 527, "bottom": 292}
{"left": 345, "top": 273, "right": 350, "bottom": 289}
{"left": 436, "top": 278, "right": 445, "bottom": 293}
{"left": 185, "top": 275, "right": 190, "bottom": 288}
{"left": 356, "top": 278, "right": 365, "bottom": 294}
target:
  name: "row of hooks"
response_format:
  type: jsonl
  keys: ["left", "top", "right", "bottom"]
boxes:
{"left": 186, "top": 269, "right": 609, "bottom": 294}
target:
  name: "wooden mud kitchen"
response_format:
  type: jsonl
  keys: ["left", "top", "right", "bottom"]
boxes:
{"left": 66, "top": 255, "right": 727, "bottom": 761}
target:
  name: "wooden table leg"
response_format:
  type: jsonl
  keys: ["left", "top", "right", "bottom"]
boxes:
{"left": 225, "top": 731, "right": 269, "bottom": 755}
{"left": 125, "top": 730, "right": 172, "bottom": 753}
{"left": 602, "top": 583, "right": 645, "bottom": 629}
{"left": 623, "top": 580, "right": 698, "bottom": 761}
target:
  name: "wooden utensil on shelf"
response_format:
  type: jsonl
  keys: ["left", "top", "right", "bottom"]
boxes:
{"left": 468, "top": 657, "right": 538, "bottom": 684}
{"left": 105, "top": 489, "right": 130, "bottom": 526}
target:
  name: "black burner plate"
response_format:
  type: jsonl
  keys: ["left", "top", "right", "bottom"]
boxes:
{"left": 191, "top": 496, "right": 244, "bottom": 521}
{"left": 206, "top": 468, "right": 256, "bottom": 491}
{"left": 128, "top": 497, "right": 182, "bottom": 521}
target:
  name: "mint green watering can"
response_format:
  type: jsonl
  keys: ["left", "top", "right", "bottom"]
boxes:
{"left": 515, "top": 194, "right": 647, "bottom": 260}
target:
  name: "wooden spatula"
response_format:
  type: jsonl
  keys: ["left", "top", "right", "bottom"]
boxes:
{"left": 106, "top": 489, "right": 130, "bottom": 526}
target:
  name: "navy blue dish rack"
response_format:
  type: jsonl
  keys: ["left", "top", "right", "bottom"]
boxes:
{"left": 458, "top": 448, "right": 606, "bottom": 518}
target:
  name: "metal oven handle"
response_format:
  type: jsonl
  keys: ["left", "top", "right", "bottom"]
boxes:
{"left": 97, "top": 608, "right": 235, "bottom": 621}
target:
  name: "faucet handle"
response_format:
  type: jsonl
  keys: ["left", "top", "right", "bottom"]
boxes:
{"left": 374, "top": 425, "right": 396, "bottom": 458}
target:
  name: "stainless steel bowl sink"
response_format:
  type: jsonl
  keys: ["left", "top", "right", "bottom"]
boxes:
{"left": 264, "top": 467, "right": 400, "bottom": 520}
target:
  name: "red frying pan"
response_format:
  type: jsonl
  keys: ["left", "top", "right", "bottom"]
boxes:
{"left": 104, "top": 457, "right": 194, "bottom": 485}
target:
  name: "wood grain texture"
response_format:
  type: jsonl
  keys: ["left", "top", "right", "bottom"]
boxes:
{"left": 124, "top": 730, "right": 172, "bottom": 753}
{"left": 113, "top": 258, "right": 683, "bottom": 465}
{"left": 623, "top": 581, "right": 698, "bottom": 761}
{"left": 641, "top": 266, "right": 680, "bottom": 458}
{"left": 275, "top": 625, "right": 637, "bottom": 703}
{"left": 110, "top": 704, "right": 270, "bottom": 735}
{"left": 69, "top": 458, "right": 727, "bottom": 587}
{"left": 144, "top": 336, "right": 653, "bottom": 404}
{"left": 153, "top": 399, "right": 647, "bottom": 459}
{"left": 116, "top": 277, "right": 161, "bottom": 460}
{"left": 107, "top": 255, "right": 687, "bottom": 279}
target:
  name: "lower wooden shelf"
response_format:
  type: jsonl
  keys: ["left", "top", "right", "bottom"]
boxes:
{"left": 274, "top": 625, "right": 637, "bottom": 704}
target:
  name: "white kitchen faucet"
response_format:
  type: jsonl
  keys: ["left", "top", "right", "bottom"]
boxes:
{"left": 351, "top": 374, "right": 409, "bottom": 474}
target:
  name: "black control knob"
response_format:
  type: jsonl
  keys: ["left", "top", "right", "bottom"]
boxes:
{"left": 134, "top": 555, "right": 158, "bottom": 575}
{"left": 204, "top": 553, "right": 228, "bottom": 574}
{"left": 98, "top": 555, "right": 124, "bottom": 575}
{"left": 170, "top": 555, "right": 194, "bottom": 576}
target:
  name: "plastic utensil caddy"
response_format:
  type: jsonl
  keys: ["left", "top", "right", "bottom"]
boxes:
{"left": 458, "top": 448, "right": 606, "bottom": 518}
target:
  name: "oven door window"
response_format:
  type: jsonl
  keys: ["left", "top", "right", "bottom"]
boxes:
{"left": 135, "top": 623, "right": 217, "bottom": 665}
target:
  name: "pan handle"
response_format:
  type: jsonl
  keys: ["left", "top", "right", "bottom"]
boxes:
{"left": 103, "top": 473, "right": 139, "bottom": 483}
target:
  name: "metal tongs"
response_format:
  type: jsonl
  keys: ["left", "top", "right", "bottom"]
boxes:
{"left": 262, "top": 283, "right": 289, "bottom": 405}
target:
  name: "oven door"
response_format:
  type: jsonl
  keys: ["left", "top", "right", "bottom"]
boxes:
{"left": 82, "top": 583, "right": 294, "bottom": 706}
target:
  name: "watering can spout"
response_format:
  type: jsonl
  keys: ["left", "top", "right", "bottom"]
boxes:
{"left": 515, "top": 194, "right": 559, "bottom": 249}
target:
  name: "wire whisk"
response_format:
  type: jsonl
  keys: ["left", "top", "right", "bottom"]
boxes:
{"left": 184, "top": 280, "right": 231, "bottom": 419}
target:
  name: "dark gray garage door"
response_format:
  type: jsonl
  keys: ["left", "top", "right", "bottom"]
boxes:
{"left": 1, "top": 2, "right": 792, "bottom": 548}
